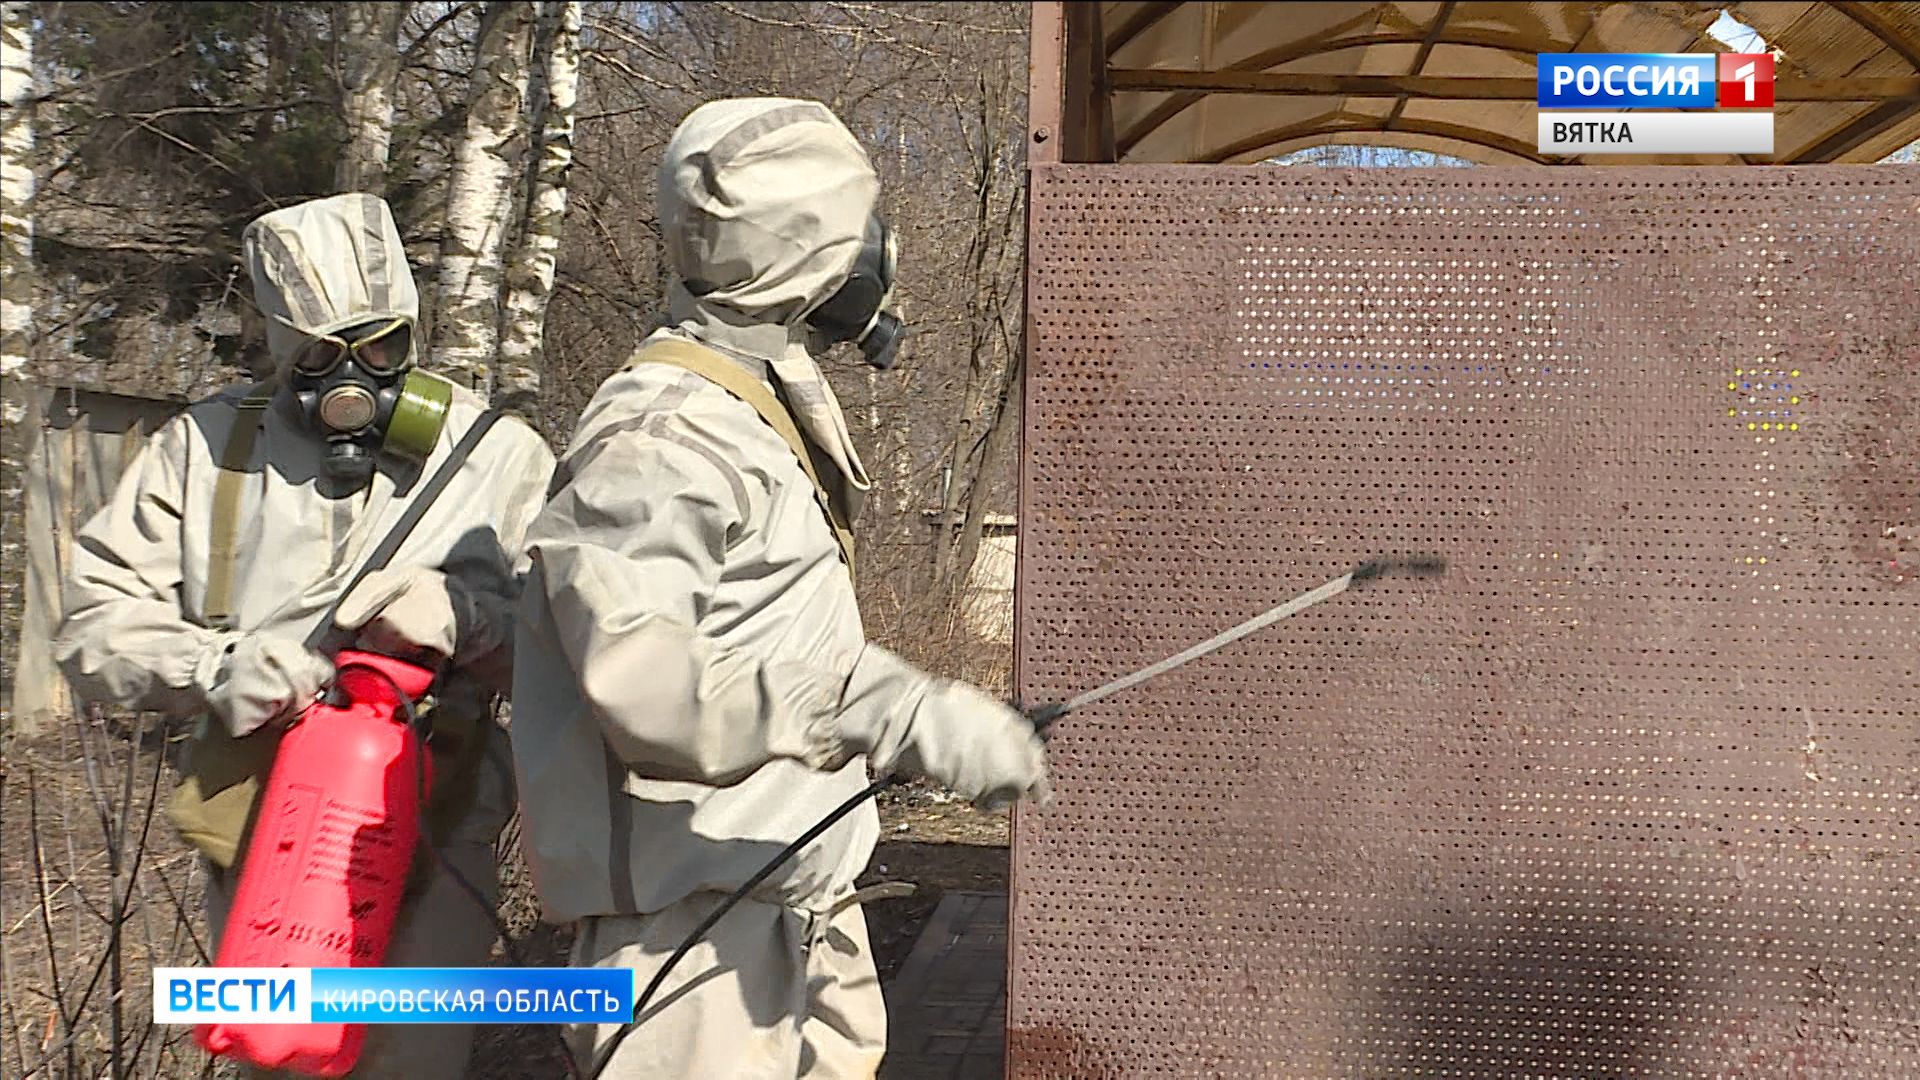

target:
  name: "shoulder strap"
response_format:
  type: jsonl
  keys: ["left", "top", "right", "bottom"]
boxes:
{"left": 205, "top": 386, "right": 275, "bottom": 629}
{"left": 303, "top": 408, "right": 505, "bottom": 651}
{"left": 624, "top": 338, "right": 857, "bottom": 581}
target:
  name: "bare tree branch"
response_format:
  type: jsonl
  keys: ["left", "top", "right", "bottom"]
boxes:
{"left": 402, "top": 2, "right": 480, "bottom": 59}
{"left": 16, "top": 42, "right": 193, "bottom": 107}
{"left": 582, "top": 48, "right": 675, "bottom": 92}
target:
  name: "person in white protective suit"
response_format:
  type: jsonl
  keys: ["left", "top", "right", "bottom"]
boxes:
{"left": 512, "top": 98, "right": 1052, "bottom": 1078}
{"left": 54, "top": 193, "right": 556, "bottom": 1079}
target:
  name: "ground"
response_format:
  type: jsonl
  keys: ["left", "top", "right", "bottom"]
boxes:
{"left": 859, "top": 783, "right": 1011, "bottom": 982}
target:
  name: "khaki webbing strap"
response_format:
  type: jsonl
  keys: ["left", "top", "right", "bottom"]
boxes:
{"left": 625, "top": 338, "right": 858, "bottom": 580}
{"left": 825, "top": 881, "right": 915, "bottom": 919}
{"left": 205, "top": 387, "right": 273, "bottom": 628}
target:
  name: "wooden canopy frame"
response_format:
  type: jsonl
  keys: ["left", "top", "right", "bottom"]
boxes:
{"left": 1029, "top": 1, "right": 1920, "bottom": 165}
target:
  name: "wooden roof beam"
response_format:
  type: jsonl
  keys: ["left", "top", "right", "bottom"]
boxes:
{"left": 1787, "top": 97, "right": 1918, "bottom": 161}
{"left": 1829, "top": 1, "right": 1920, "bottom": 72}
{"left": 1385, "top": 0, "right": 1458, "bottom": 130}
{"left": 1116, "top": 25, "right": 1551, "bottom": 155}
{"left": 1109, "top": 69, "right": 1920, "bottom": 100}
{"left": 1108, "top": 1, "right": 1185, "bottom": 57}
{"left": 1200, "top": 116, "right": 1559, "bottom": 165}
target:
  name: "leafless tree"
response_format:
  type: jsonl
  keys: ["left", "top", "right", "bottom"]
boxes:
{"left": 3, "top": 7, "right": 1035, "bottom": 1075}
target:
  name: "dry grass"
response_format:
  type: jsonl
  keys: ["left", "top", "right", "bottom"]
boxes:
{"left": 1, "top": 712, "right": 215, "bottom": 1079}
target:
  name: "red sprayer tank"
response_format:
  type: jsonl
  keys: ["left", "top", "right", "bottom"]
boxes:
{"left": 196, "top": 649, "right": 436, "bottom": 1077}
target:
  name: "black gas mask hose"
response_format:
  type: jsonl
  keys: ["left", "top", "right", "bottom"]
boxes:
{"left": 583, "top": 556, "right": 1447, "bottom": 1077}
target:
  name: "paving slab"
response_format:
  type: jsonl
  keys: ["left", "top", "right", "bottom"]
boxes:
{"left": 880, "top": 891, "right": 1007, "bottom": 1080}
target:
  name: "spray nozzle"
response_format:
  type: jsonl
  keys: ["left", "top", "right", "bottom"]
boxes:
{"left": 1352, "top": 555, "right": 1448, "bottom": 582}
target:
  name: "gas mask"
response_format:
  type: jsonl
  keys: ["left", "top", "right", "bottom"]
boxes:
{"left": 807, "top": 215, "right": 905, "bottom": 370}
{"left": 288, "top": 317, "right": 450, "bottom": 487}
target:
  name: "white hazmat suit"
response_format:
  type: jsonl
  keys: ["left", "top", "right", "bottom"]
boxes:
{"left": 54, "top": 193, "right": 556, "bottom": 1079}
{"left": 511, "top": 98, "right": 1050, "bottom": 1077}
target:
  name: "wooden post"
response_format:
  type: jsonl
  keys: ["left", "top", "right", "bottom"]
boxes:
{"left": 1028, "top": 2, "right": 1067, "bottom": 165}
{"left": 1029, "top": 1, "right": 1116, "bottom": 165}
{"left": 1062, "top": 1, "right": 1115, "bottom": 162}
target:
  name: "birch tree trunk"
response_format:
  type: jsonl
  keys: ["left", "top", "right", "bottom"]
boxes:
{"left": 430, "top": 0, "right": 534, "bottom": 395}
{"left": 2, "top": 1, "right": 36, "bottom": 723}
{"left": 334, "top": 1, "right": 409, "bottom": 194}
{"left": 496, "top": 0, "right": 579, "bottom": 416}
{"left": 2, "top": 0, "right": 33, "bottom": 381}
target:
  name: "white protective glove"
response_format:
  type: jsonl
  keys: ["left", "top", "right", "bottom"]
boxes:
{"left": 837, "top": 645, "right": 1053, "bottom": 811}
{"left": 194, "top": 633, "right": 335, "bottom": 738}
{"left": 333, "top": 567, "right": 463, "bottom": 660}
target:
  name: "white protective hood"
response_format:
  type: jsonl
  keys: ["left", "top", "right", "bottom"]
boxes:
{"left": 242, "top": 192, "right": 420, "bottom": 370}
{"left": 657, "top": 97, "right": 875, "bottom": 519}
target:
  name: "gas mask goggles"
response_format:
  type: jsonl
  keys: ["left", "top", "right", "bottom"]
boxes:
{"left": 807, "top": 215, "right": 905, "bottom": 370}
{"left": 288, "top": 317, "right": 450, "bottom": 487}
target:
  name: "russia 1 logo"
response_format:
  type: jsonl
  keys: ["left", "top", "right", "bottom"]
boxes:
{"left": 1717, "top": 52, "right": 1775, "bottom": 108}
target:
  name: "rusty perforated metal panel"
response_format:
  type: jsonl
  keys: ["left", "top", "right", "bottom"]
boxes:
{"left": 1011, "top": 166, "right": 1920, "bottom": 1078}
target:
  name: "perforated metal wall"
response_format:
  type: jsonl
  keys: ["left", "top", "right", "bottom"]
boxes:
{"left": 1010, "top": 167, "right": 1920, "bottom": 1079}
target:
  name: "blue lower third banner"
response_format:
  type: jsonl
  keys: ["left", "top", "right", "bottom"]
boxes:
{"left": 153, "top": 967, "right": 633, "bottom": 1025}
